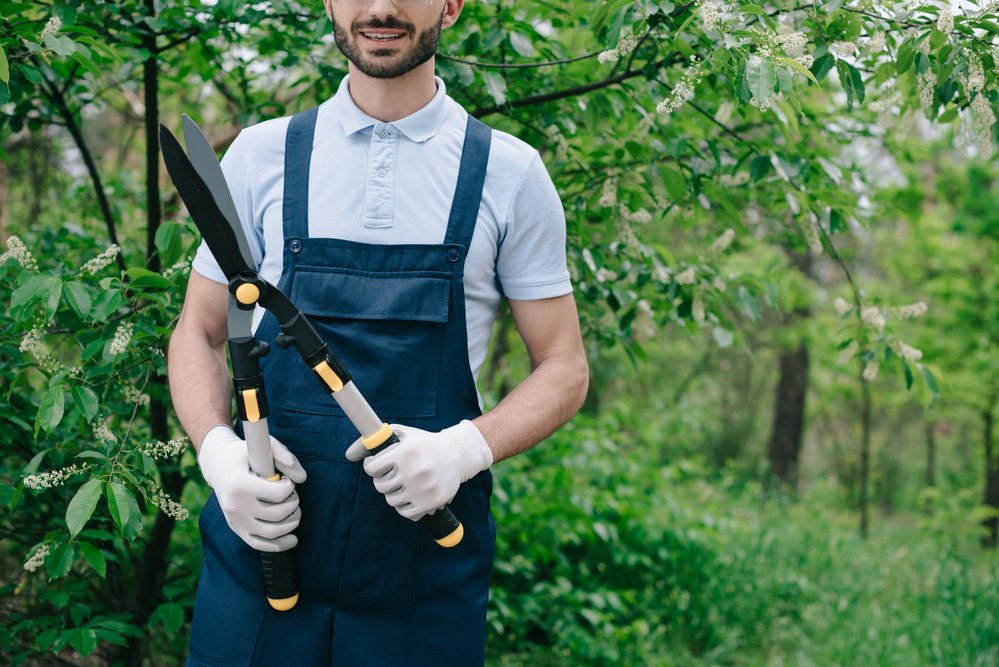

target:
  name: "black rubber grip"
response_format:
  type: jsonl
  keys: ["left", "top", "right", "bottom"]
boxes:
{"left": 419, "top": 507, "right": 461, "bottom": 544}
{"left": 261, "top": 549, "right": 298, "bottom": 610}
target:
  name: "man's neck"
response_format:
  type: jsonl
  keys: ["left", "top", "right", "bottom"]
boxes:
{"left": 346, "top": 59, "right": 438, "bottom": 123}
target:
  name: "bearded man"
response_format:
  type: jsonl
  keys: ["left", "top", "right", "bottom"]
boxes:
{"left": 168, "top": 1, "right": 588, "bottom": 664}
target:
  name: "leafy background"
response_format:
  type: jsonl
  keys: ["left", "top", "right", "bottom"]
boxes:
{"left": 1, "top": 0, "right": 997, "bottom": 664}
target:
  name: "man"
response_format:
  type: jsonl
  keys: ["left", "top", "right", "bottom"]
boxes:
{"left": 168, "top": 0, "right": 588, "bottom": 664}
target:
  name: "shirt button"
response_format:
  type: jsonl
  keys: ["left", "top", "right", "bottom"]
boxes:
{"left": 377, "top": 168, "right": 388, "bottom": 177}
{"left": 447, "top": 248, "right": 461, "bottom": 262}
{"left": 289, "top": 239, "right": 303, "bottom": 253}
{"left": 380, "top": 131, "right": 391, "bottom": 139}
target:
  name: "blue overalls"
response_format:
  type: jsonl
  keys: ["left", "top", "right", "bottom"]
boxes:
{"left": 187, "top": 109, "right": 496, "bottom": 666}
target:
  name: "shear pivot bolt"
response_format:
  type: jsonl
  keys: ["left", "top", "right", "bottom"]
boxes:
{"left": 236, "top": 283, "right": 261, "bottom": 305}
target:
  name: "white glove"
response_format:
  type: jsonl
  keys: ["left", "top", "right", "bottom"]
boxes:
{"left": 345, "top": 420, "right": 493, "bottom": 521}
{"left": 198, "top": 425, "right": 307, "bottom": 553}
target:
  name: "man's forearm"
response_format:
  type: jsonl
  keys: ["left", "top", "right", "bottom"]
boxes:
{"left": 168, "top": 325, "right": 233, "bottom": 453}
{"left": 472, "top": 353, "right": 588, "bottom": 464}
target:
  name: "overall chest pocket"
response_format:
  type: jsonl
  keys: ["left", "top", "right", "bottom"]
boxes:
{"left": 278, "top": 265, "right": 453, "bottom": 427}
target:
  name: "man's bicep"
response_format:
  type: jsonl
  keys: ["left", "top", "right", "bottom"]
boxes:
{"left": 175, "top": 270, "right": 229, "bottom": 349}
{"left": 508, "top": 294, "right": 585, "bottom": 369}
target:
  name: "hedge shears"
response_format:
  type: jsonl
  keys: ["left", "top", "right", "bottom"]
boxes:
{"left": 159, "top": 116, "right": 466, "bottom": 612}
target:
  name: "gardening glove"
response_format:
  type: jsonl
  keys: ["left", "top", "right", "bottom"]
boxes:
{"left": 345, "top": 420, "right": 493, "bottom": 521}
{"left": 197, "top": 424, "right": 307, "bottom": 553}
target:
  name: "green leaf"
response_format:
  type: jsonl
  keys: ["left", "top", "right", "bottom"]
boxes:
{"left": 106, "top": 481, "right": 132, "bottom": 536}
{"left": 64, "top": 281, "right": 93, "bottom": 318}
{"left": 78, "top": 541, "right": 106, "bottom": 577}
{"left": 150, "top": 602, "right": 185, "bottom": 633}
{"left": 65, "top": 627, "right": 98, "bottom": 657}
{"left": 896, "top": 39, "right": 915, "bottom": 75}
{"left": 45, "top": 542, "right": 75, "bottom": 579}
{"left": 91, "top": 289, "right": 123, "bottom": 321}
{"left": 919, "top": 365, "right": 940, "bottom": 396}
{"left": 775, "top": 56, "right": 819, "bottom": 85}
{"left": 11, "top": 274, "right": 53, "bottom": 309}
{"left": 738, "top": 4, "right": 767, "bottom": 15}
{"left": 124, "top": 267, "right": 173, "bottom": 289}
{"left": 44, "top": 277, "right": 63, "bottom": 319}
{"left": 747, "top": 56, "right": 776, "bottom": 106}
{"left": 43, "top": 34, "right": 77, "bottom": 57}
{"left": 0, "top": 44, "right": 9, "bottom": 84}
{"left": 837, "top": 60, "right": 865, "bottom": 110}
{"left": 734, "top": 58, "right": 752, "bottom": 103}
{"left": 38, "top": 386, "right": 66, "bottom": 433}
{"left": 482, "top": 71, "right": 508, "bottom": 106}
{"left": 660, "top": 167, "right": 687, "bottom": 200}
{"left": 71, "top": 386, "right": 100, "bottom": 422}
{"left": 508, "top": 32, "right": 535, "bottom": 57}
{"left": 66, "top": 478, "right": 102, "bottom": 538}
{"left": 904, "top": 362, "right": 914, "bottom": 390}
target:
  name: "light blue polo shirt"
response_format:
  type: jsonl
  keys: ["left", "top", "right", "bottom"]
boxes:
{"left": 193, "top": 75, "right": 572, "bottom": 386}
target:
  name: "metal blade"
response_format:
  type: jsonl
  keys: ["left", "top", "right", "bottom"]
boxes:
{"left": 181, "top": 115, "right": 257, "bottom": 272}
{"left": 159, "top": 123, "right": 255, "bottom": 282}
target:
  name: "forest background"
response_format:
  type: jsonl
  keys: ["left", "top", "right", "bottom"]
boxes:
{"left": 1, "top": 0, "right": 998, "bottom": 665}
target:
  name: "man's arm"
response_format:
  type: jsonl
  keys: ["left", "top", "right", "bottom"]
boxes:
{"left": 473, "top": 293, "right": 589, "bottom": 463}
{"left": 168, "top": 271, "right": 232, "bottom": 452}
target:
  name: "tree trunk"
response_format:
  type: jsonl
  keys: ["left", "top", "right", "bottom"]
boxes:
{"left": 767, "top": 251, "right": 812, "bottom": 487}
{"left": 859, "top": 369, "right": 872, "bottom": 538}
{"left": 984, "top": 398, "right": 998, "bottom": 549}
{"left": 767, "top": 343, "right": 809, "bottom": 486}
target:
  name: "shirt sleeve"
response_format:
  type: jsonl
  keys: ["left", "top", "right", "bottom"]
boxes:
{"left": 190, "top": 129, "right": 265, "bottom": 284}
{"left": 495, "top": 154, "right": 573, "bottom": 301}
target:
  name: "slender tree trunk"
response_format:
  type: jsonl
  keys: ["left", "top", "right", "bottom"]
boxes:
{"left": 924, "top": 419, "right": 936, "bottom": 489}
{"left": 859, "top": 369, "right": 872, "bottom": 538}
{"left": 767, "top": 252, "right": 812, "bottom": 487}
{"left": 984, "top": 395, "right": 998, "bottom": 549}
{"left": 126, "top": 7, "right": 179, "bottom": 664}
{"left": 767, "top": 343, "right": 809, "bottom": 486}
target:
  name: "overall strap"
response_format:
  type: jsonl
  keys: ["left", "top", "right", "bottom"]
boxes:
{"left": 282, "top": 106, "right": 320, "bottom": 240}
{"left": 443, "top": 115, "right": 492, "bottom": 259}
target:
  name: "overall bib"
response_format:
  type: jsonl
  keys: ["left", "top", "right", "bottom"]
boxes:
{"left": 188, "top": 109, "right": 496, "bottom": 667}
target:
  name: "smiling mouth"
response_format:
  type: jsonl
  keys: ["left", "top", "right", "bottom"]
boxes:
{"left": 360, "top": 31, "right": 406, "bottom": 43}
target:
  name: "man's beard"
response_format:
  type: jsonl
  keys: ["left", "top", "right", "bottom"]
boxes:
{"left": 332, "top": 11, "right": 444, "bottom": 79}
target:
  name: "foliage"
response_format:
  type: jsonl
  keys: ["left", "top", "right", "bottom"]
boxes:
{"left": 1, "top": 0, "right": 998, "bottom": 663}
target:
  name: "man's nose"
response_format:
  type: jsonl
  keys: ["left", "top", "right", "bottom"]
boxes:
{"left": 365, "top": 0, "right": 399, "bottom": 18}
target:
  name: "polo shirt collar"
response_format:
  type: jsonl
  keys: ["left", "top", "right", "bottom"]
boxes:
{"left": 335, "top": 74, "right": 449, "bottom": 143}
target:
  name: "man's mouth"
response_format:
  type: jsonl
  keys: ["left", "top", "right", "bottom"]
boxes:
{"left": 359, "top": 30, "right": 406, "bottom": 43}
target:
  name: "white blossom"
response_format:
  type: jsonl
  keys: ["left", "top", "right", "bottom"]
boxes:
{"left": 861, "top": 307, "right": 886, "bottom": 334}
{"left": 961, "top": 54, "right": 985, "bottom": 94}
{"left": 142, "top": 437, "right": 189, "bottom": 459}
{"left": 936, "top": 9, "right": 953, "bottom": 34}
{"left": 24, "top": 464, "right": 88, "bottom": 490}
{"left": 657, "top": 56, "right": 703, "bottom": 115}
{"left": 109, "top": 322, "right": 133, "bottom": 356}
{"left": 830, "top": 41, "right": 858, "bottom": 59}
{"left": 863, "top": 361, "right": 880, "bottom": 382}
{"left": 80, "top": 245, "right": 120, "bottom": 275}
{"left": 94, "top": 420, "right": 117, "bottom": 445}
{"left": 40, "top": 16, "right": 61, "bottom": 41}
{"left": 598, "top": 49, "right": 620, "bottom": 64}
{"left": 971, "top": 93, "right": 996, "bottom": 160}
{"left": 885, "top": 302, "right": 928, "bottom": 320}
{"left": 617, "top": 33, "right": 639, "bottom": 56}
{"left": 599, "top": 179, "right": 617, "bottom": 208}
{"left": 715, "top": 101, "right": 734, "bottom": 125}
{"left": 675, "top": 267, "right": 697, "bottom": 285}
{"left": 150, "top": 488, "right": 189, "bottom": 521}
{"left": 834, "top": 297, "right": 852, "bottom": 316}
{"left": 917, "top": 70, "right": 937, "bottom": 112}
{"left": 795, "top": 54, "right": 815, "bottom": 69}
{"left": 692, "top": 294, "right": 706, "bottom": 323}
{"left": 867, "top": 32, "right": 886, "bottom": 54}
{"left": 708, "top": 228, "right": 735, "bottom": 255}
{"left": 24, "top": 544, "right": 50, "bottom": 572}
{"left": 776, "top": 31, "right": 808, "bottom": 57}
{"left": 697, "top": 0, "right": 722, "bottom": 32}
{"left": 890, "top": 339, "right": 923, "bottom": 363}
{"left": 1, "top": 236, "right": 39, "bottom": 271}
